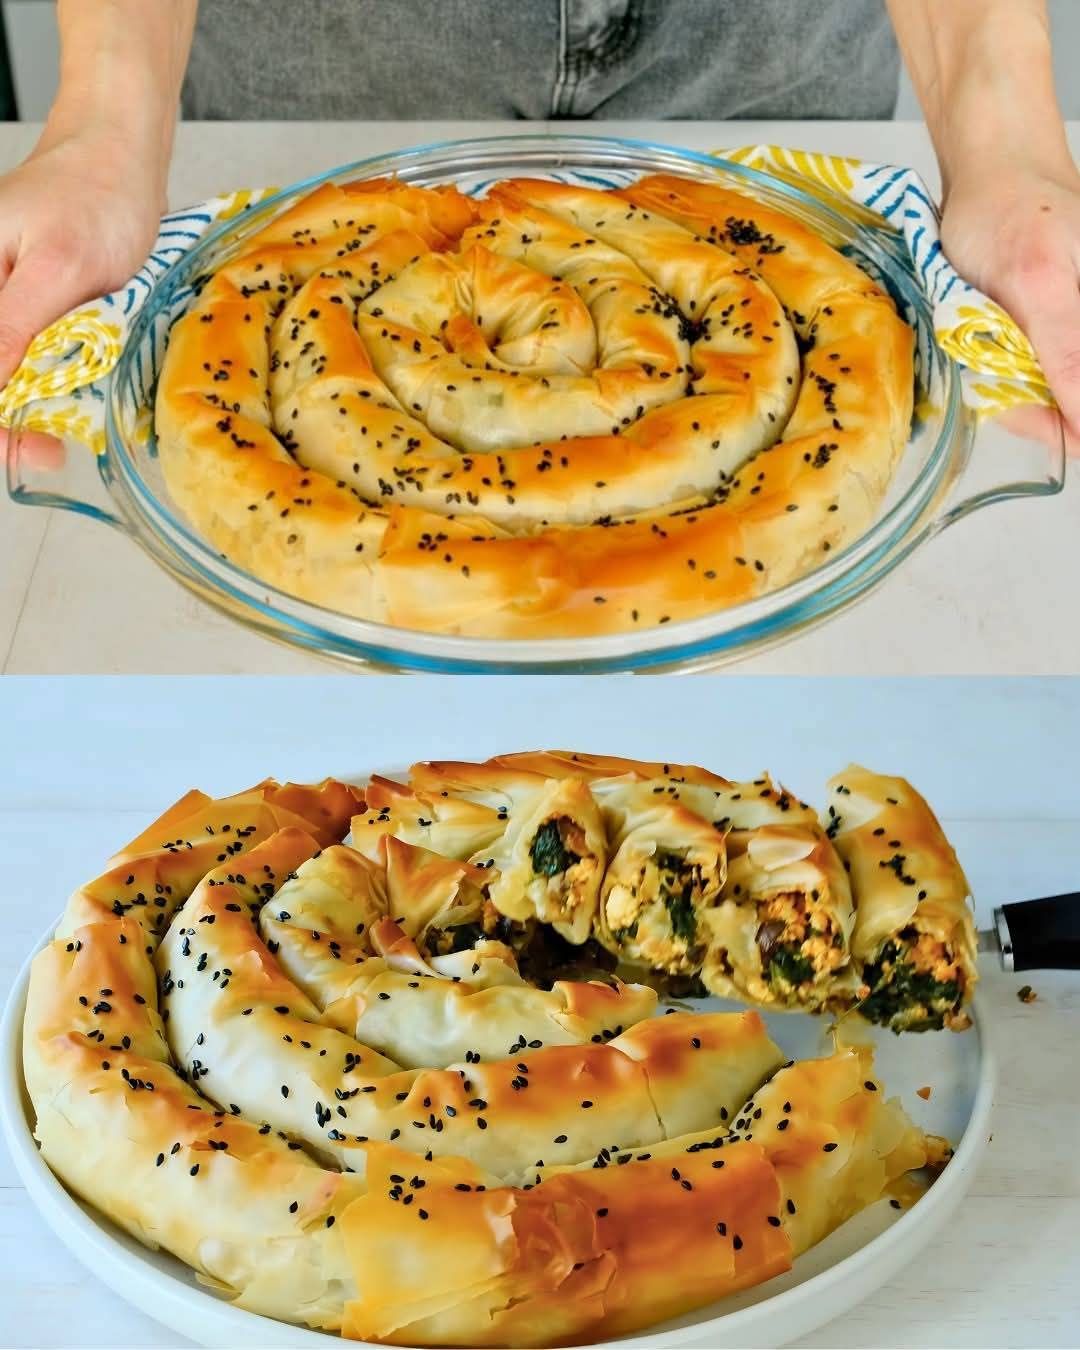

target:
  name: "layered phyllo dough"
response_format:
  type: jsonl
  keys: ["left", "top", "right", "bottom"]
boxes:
{"left": 24, "top": 774, "right": 941, "bottom": 1346}
{"left": 826, "top": 766, "right": 977, "bottom": 1031}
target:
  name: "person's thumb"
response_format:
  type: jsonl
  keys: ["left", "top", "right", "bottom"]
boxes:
{"left": 1001, "top": 269, "right": 1080, "bottom": 452}
{"left": 0, "top": 244, "right": 84, "bottom": 391}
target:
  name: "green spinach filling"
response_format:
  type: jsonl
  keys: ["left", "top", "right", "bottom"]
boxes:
{"left": 656, "top": 851, "right": 698, "bottom": 943}
{"left": 530, "top": 819, "right": 582, "bottom": 878}
{"left": 860, "top": 939, "right": 960, "bottom": 1030}
{"left": 768, "top": 945, "right": 815, "bottom": 988}
{"left": 448, "top": 922, "right": 484, "bottom": 953}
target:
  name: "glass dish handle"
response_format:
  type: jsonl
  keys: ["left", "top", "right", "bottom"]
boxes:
{"left": 5, "top": 400, "right": 128, "bottom": 532}
{"left": 932, "top": 401, "right": 1066, "bottom": 531}
{"left": 5, "top": 384, "right": 1066, "bottom": 551}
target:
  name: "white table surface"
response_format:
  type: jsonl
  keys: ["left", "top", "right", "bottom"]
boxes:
{"left": 1, "top": 676, "right": 1078, "bottom": 1348}
{"left": 0, "top": 119, "right": 1077, "bottom": 675}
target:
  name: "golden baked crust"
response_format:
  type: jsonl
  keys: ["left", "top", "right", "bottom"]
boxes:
{"left": 155, "top": 171, "right": 915, "bottom": 637}
{"left": 23, "top": 767, "right": 942, "bottom": 1344}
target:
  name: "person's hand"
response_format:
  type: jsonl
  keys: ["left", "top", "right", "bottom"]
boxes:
{"left": 0, "top": 128, "right": 164, "bottom": 391}
{"left": 940, "top": 157, "right": 1080, "bottom": 455}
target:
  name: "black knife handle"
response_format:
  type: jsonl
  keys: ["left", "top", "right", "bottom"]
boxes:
{"left": 997, "top": 892, "right": 1080, "bottom": 972}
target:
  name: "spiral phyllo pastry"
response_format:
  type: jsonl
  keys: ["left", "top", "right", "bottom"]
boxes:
{"left": 155, "top": 171, "right": 914, "bottom": 637}
{"left": 23, "top": 773, "right": 939, "bottom": 1344}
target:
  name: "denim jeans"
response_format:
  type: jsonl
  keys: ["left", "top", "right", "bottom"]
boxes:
{"left": 182, "top": 0, "right": 899, "bottom": 120}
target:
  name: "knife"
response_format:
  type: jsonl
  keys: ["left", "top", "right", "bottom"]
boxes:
{"left": 978, "top": 892, "right": 1080, "bottom": 971}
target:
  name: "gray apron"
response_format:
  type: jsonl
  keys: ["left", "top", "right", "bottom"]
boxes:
{"left": 182, "top": 0, "right": 899, "bottom": 120}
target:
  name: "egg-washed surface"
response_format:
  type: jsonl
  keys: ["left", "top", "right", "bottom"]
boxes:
{"left": 23, "top": 771, "right": 943, "bottom": 1345}
{"left": 155, "top": 173, "right": 914, "bottom": 638}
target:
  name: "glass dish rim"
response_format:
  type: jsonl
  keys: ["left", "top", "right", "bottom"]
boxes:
{"left": 103, "top": 132, "right": 965, "bottom": 670}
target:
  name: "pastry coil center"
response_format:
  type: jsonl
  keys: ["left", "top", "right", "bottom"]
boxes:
{"left": 272, "top": 179, "right": 799, "bottom": 526}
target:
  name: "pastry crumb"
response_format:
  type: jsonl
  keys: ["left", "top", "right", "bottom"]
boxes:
{"left": 1017, "top": 984, "right": 1037, "bottom": 1003}
{"left": 916, "top": 1085, "right": 932, "bottom": 1100}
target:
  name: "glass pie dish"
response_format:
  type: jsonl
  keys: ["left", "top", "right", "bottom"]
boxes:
{"left": 7, "top": 134, "right": 1066, "bottom": 673}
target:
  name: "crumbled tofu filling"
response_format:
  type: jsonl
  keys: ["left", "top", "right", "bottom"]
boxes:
{"left": 908, "top": 931, "right": 963, "bottom": 986}
{"left": 603, "top": 849, "right": 711, "bottom": 975}
{"left": 756, "top": 889, "right": 846, "bottom": 990}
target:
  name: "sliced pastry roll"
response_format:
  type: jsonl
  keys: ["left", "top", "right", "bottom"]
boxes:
{"left": 706, "top": 771, "right": 822, "bottom": 835}
{"left": 409, "top": 756, "right": 554, "bottom": 803}
{"left": 472, "top": 777, "right": 607, "bottom": 945}
{"left": 826, "top": 766, "right": 977, "bottom": 1031}
{"left": 411, "top": 758, "right": 609, "bottom": 945}
{"left": 701, "top": 823, "right": 855, "bottom": 1011}
{"left": 594, "top": 787, "right": 729, "bottom": 976}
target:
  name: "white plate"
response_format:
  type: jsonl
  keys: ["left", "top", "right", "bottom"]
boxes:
{"left": 2, "top": 921, "right": 994, "bottom": 1349}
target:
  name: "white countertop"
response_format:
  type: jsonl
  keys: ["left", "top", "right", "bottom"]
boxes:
{"left": 0, "top": 119, "right": 1077, "bottom": 675}
{"left": 1, "top": 676, "right": 1078, "bottom": 1347}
